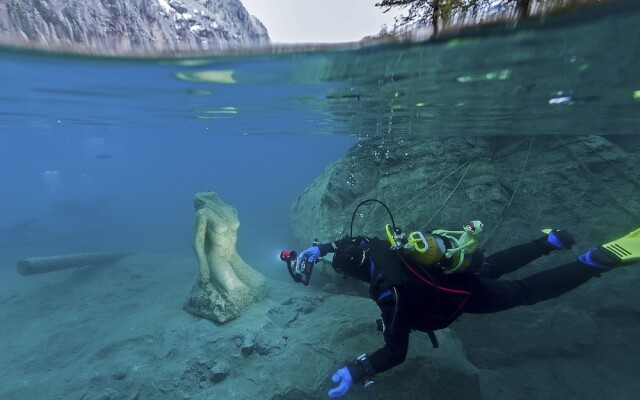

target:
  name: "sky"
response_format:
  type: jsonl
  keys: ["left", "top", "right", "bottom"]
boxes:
{"left": 240, "top": 0, "right": 404, "bottom": 43}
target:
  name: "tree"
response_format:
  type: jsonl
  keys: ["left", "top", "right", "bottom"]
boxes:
{"left": 376, "top": 0, "right": 444, "bottom": 35}
{"left": 512, "top": 0, "right": 532, "bottom": 20}
{"left": 376, "top": 0, "right": 533, "bottom": 36}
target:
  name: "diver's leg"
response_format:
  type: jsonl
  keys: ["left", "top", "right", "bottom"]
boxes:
{"left": 467, "top": 227, "right": 640, "bottom": 313}
{"left": 477, "top": 230, "right": 574, "bottom": 279}
{"left": 476, "top": 240, "right": 550, "bottom": 279}
{"left": 464, "top": 261, "right": 599, "bottom": 314}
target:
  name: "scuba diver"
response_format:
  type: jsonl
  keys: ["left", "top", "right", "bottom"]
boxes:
{"left": 286, "top": 206, "right": 640, "bottom": 398}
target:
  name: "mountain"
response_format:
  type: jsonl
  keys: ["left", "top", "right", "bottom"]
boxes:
{"left": 0, "top": 0, "right": 270, "bottom": 55}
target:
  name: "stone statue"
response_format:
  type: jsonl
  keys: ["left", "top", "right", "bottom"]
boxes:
{"left": 184, "top": 192, "right": 268, "bottom": 323}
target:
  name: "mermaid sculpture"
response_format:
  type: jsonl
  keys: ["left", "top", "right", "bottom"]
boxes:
{"left": 184, "top": 192, "right": 268, "bottom": 323}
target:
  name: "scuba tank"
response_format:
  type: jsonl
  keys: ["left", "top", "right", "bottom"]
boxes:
{"left": 385, "top": 221, "right": 483, "bottom": 274}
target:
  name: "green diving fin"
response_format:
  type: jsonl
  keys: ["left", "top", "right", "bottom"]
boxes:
{"left": 541, "top": 228, "right": 552, "bottom": 234}
{"left": 600, "top": 227, "right": 640, "bottom": 265}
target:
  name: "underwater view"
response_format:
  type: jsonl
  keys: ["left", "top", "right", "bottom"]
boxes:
{"left": 1, "top": 1, "right": 639, "bottom": 399}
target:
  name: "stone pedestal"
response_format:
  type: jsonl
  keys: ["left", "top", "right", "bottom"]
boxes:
{"left": 184, "top": 192, "right": 268, "bottom": 323}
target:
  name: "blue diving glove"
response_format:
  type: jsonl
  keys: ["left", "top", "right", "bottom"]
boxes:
{"left": 299, "top": 246, "right": 321, "bottom": 263}
{"left": 327, "top": 367, "right": 353, "bottom": 398}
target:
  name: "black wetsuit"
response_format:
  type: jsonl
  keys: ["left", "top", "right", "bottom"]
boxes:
{"left": 318, "top": 236, "right": 600, "bottom": 381}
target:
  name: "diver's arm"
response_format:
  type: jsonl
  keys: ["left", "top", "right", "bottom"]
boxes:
{"left": 317, "top": 241, "right": 339, "bottom": 256}
{"left": 368, "top": 286, "right": 412, "bottom": 374}
{"left": 327, "top": 277, "right": 410, "bottom": 397}
{"left": 432, "top": 229, "right": 464, "bottom": 235}
{"left": 298, "top": 239, "right": 344, "bottom": 265}
{"left": 342, "top": 286, "right": 411, "bottom": 385}
{"left": 317, "top": 236, "right": 369, "bottom": 257}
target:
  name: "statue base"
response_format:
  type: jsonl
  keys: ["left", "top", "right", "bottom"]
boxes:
{"left": 184, "top": 280, "right": 268, "bottom": 323}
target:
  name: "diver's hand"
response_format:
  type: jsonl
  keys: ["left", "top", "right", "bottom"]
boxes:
{"left": 327, "top": 367, "right": 353, "bottom": 398}
{"left": 299, "top": 246, "right": 321, "bottom": 263}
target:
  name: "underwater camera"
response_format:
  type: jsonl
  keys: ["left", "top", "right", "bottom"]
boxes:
{"left": 280, "top": 249, "right": 315, "bottom": 286}
{"left": 280, "top": 249, "right": 297, "bottom": 264}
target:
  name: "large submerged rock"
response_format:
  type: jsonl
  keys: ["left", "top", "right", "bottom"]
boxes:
{"left": 290, "top": 135, "right": 640, "bottom": 252}
{"left": 0, "top": 0, "right": 270, "bottom": 54}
